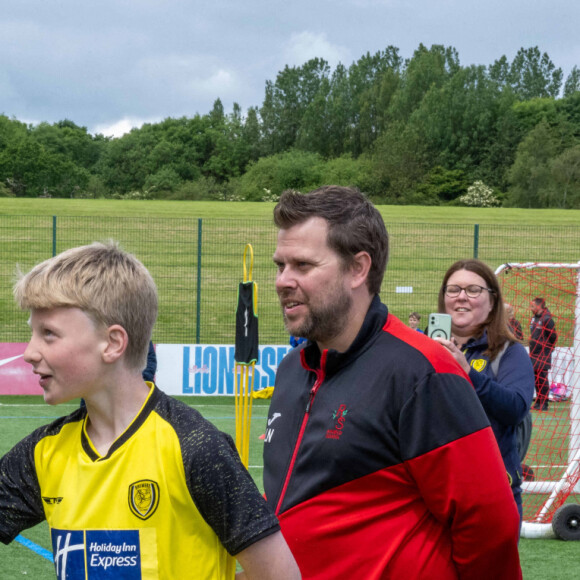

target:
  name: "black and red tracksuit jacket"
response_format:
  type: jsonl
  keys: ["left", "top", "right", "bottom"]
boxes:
{"left": 529, "top": 308, "right": 557, "bottom": 369}
{"left": 263, "top": 297, "right": 521, "bottom": 580}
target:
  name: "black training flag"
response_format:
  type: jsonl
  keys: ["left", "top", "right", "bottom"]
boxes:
{"left": 235, "top": 281, "right": 259, "bottom": 365}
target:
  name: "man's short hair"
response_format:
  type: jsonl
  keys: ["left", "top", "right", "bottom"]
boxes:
{"left": 14, "top": 241, "right": 157, "bottom": 371}
{"left": 409, "top": 312, "right": 421, "bottom": 320}
{"left": 533, "top": 297, "right": 546, "bottom": 308}
{"left": 273, "top": 186, "right": 389, "bottom": 295}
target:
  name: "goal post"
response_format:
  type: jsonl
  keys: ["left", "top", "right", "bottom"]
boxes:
{"left": 495, "top": 262, "right": 580, "bottom": 540}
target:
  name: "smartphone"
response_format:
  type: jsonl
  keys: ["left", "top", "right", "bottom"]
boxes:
{"left": 427, "top": 313, "right": 452, "bottom": 340}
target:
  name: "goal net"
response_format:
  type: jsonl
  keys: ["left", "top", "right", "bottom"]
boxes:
{"left": 495, "top": 262, "right": 580, "bottom": 539}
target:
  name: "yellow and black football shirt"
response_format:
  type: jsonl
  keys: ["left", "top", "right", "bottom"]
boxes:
{"left": 0, "top": 384, "right": 279, "bottom": 579}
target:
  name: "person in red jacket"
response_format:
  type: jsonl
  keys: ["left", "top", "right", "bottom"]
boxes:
{"left": 265, "top": 185, "right": 522, "bottom": 579}
{"left": 529, "top": 297, "right": 558, "bottom": 411}
{"left": 505, "top": 303, "right": 524, "bottom": 341}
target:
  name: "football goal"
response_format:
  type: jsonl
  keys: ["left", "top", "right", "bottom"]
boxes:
{"left": 495, "top": 262, "right": 580, "bottom": 540}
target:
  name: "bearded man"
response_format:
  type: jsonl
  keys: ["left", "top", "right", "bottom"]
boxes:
{"left": 263, "top": 186, "right": 522, "bottom": 579}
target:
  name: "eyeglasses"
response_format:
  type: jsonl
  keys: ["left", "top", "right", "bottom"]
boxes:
{"left": 444, "top": 284, "right": 494, "bottom": 298}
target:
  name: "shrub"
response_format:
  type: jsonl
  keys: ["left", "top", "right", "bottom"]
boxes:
{"left": 239, "top": 150, "right": 323, "bottom": 200}
{"left": 169, "top": 176, "right": 242, "bottom": 201}
{"left": 0, "top": 181, "right": 14, "bottom": 197}
{"left": 459, "top": 181, "right": 501, "bottom": 207}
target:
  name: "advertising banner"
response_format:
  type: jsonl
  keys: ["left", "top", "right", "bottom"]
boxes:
{"left": 2, "top": 342, "right": 575, "bottom": 398}
{"left": 0, "top": 343, "right": 43, "bottom": 395}
{"left": 0, "top": 343, "right": 293, "bottom": 397}
{"left": 155, "top": 344, "right": 292, "bottom": 396}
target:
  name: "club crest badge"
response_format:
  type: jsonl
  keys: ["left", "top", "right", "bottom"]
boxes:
{"left": 128, "top": 480, "right": 160, "bottom": 520}
{"left": 471, "top": 359, "right": 488, "bottom": 373}
{"left": 326, "top": 404, "right": 349, "bottom": 440}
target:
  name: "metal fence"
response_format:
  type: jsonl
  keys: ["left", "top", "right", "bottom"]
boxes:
{"left": 1, "top": 215, "right": 579, "bottom": 345}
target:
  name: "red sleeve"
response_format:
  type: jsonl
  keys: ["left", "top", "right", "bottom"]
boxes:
{"left": 401, "top": 373, "right": 522, "bottom": 579}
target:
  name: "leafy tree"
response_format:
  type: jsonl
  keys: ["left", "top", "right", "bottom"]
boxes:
{"left": 96, "top": 115, "right": 210, "bottom": 193}
{"left": 198, "top": 99, "right": 245, "bottom": 182}
{"left": 495, "top": 47, "right": 563, "bottom": 100}
{"left": 259, "top": 80, "right": 277, "bottom": 155}
{"left": 148, "top": 139, "right": 181, "bottom": 172}
{"left": 564, "top": 66, "right": 580, "bottom": 97}
{"left": 507, "top": 119, "right": 558, "bottom": 207}
{"left": 0, "top": 138, "right": 89, "bottom": 197}
{"left": 511, "top": 98, "right": 559, "bottom": 133}
{"left": 259, "top": 58, "right": 331, "bottom": 155}
{"left": 345, "top": 47, "right": 403, "bottom": 155}
{"left": 96, "top": 129, "right": 151, "bottom": 193}
{"left": 483, "top": 96, "right": 569, "bottom": 192}
{"left": 242, "top": 106, "right": 262, "bottom": 162}
{"left": 31, "top": 120, "right": 107, "bottom": 170}
{"left": 202, "top": 130, "right": 237, "bottom": 181}
{"left": 388, "top": 44, "right": 460, "bottom": 123}
{"left": 408, "top": 65, "right": 504, "bottom": 174}
{"left": 144, "top": 166, "right": 182, "bottom": 194}
{"left": 549, "top": 144, "right": 580, "bottom": 208}
{"left": 84, "top": 174, "right": 108, "bottom": 199}
{"left": 323, "top": 62, "right": 352, "bottom": 157}
{"left": 489, "top": 55, "right": 510, "bottom": 86}
{"left": 202, "top": 102, "right": 255, "bottom": 182}
{"left": 0, "top": 180, "right": 14, "bottom": 197}
{"left": 296, "top": 77, "right": 332, "bottom": 156}
{"left": 0, "top": 115, "right": 28, "bottom": 150}
{"left": 476, "top": 90, "right": 521, "bottom": 190}
{"left": 557, "top": 91, "right": 580, "bottom": 142}
{"left": 368, "top": 121, "right": 430, "bottom": 202}
{"left": 209, "top": 98, "right": 225, "bottom": 127}
{"left": 226, "top": 102, "right": 253, "bottom": 173}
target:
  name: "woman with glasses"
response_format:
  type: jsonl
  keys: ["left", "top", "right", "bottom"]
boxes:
{"left": 435, "top": 259, "right": 534, "bottom": 528}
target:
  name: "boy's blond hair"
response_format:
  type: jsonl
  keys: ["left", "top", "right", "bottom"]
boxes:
{"left": 14, "top": 241, "right": 157, "bottom": 371}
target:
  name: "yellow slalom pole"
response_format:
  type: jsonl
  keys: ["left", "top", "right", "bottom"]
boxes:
{"left": 235, "top": 365, "right": 242, "bottom": 458}
{"left": 240, "top": 361, "right": 257, "bottom": 466}
{"left": 235, "top": 244, "right": 257, "bottom": 467}
{"left": 231, "top": 244, "right": 259, "bottom": 577}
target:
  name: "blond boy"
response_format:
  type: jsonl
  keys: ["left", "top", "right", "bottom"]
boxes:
{"left": 0, "top": 241, "right": 299, "bottom": 580}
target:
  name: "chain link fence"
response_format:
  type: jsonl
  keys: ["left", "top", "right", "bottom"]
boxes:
{"left": 1, "top": 215, "right": 578, "bottom": 344}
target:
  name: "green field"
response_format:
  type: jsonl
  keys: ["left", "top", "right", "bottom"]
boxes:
{"left": 1, "top": 395, "right": 578, "bottom": 579}
{"left": 2, "top": 196, "right": 580, "bottom": 224}
{"left": 1, "top": 198, "right": 579, "bottom": 347}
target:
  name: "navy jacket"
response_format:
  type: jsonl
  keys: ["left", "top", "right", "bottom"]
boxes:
{"left": 143, "top": 341, "right": 157, "bottom": 382}
{"left": 463, "top": 332, "right": 534, "bottom": 496}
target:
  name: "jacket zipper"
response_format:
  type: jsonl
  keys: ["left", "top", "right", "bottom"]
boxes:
{"left": 275, "top": 352, "right": 326, "bottom": 516}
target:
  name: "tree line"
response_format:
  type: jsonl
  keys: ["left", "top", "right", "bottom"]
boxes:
{"left": 1, "top": 44, "right": 580, "bottom": 208}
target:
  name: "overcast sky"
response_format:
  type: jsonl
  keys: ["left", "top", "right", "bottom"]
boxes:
{"left": 2, "top": 0, "right": 578, "bottom": 138}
